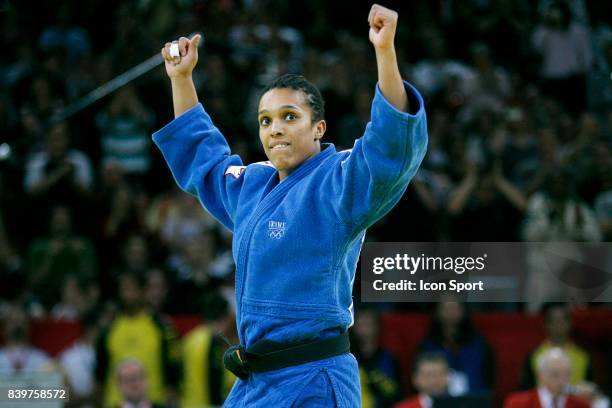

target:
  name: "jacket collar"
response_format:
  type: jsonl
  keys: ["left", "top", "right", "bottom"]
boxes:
{"left": 281, "top": 143, "right": 335, "bottom": 183}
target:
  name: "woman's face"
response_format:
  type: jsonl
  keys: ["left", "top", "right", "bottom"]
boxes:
{"left": 258, "top": 88, "right": 324, "bottom": 180}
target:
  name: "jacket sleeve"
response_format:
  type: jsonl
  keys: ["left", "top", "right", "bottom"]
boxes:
{"left": 326, "top": 81, "right": 428, "bottom": 231}
{"left": 152, "top": 103, "right": 245, "bottom": 231}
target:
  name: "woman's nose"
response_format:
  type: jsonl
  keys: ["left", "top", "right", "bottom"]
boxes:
{"left": 270, "top": 120, "right": 284, "bottom": 136}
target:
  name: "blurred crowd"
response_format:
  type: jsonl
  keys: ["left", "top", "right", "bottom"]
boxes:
{"left": 0, "top": 0, "right": 611, "bottom": 406}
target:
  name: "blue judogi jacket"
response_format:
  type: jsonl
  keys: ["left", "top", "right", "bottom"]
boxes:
{"left": 153, "top": 81, "right": 427, "bottom": 407}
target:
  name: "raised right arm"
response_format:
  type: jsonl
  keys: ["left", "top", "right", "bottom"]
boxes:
{"left": 161, "top": 35, "right": 202, "bottom": 117}
{"left": 155, "top": 34, "right": 244, "bottom": 231}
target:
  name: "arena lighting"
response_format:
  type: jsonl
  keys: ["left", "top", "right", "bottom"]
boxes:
{"left": 0, "top": 143, "right": 11, "bottom": 160}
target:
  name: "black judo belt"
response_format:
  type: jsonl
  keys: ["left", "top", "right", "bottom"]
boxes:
{"left": 221, "top": 332, "right": 350, "bottom": 379}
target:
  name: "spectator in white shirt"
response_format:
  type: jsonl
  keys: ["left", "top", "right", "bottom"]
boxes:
{"left": 531, "top": 1, "right": 592, "bottom": 114}
{"left": 0, "top": 303, "right": 52, "bottom": 377}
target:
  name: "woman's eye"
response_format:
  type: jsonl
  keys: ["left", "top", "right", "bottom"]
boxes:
{"left": 285, "top": 113, "right": 295, "bottom": 121}
{"left": 260, "top": 117, "right": 270, "bottom": 126}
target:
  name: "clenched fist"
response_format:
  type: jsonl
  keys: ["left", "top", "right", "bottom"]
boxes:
{"left": 161, "top": 34, "right": 202, "bottom": 79}
{"left": 368, "top": 4, "right": 398, "bottom": 50}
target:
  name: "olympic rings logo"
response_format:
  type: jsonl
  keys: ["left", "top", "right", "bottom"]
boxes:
{"left": 267, "top": 220, "right": 286, "bottom": 239}
{"left": 268, "top": 229, "right": 284, "bottom": 239}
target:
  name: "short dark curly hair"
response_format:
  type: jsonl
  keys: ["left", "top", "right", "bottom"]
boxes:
{"left": 260, "top": 74, "right": 325, "bottom": 123}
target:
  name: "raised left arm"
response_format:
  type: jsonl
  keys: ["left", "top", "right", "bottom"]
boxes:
{"left": 322, "top": 5, "right": 427, "bottom": 229}
{"left": 368, "top": 4, "right": 408, "bottom": 112}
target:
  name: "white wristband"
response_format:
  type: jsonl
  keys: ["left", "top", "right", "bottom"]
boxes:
{"left": 170, "top": 43, "right": 180, "bottom": 58}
